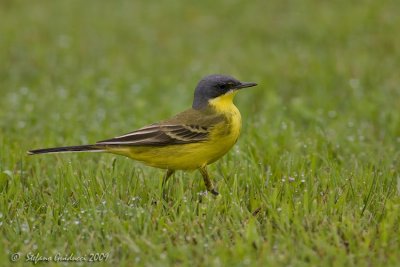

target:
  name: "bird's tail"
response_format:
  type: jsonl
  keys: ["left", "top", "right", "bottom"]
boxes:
{"left": 27, "top": 145, "right": 105, "bottom": 155}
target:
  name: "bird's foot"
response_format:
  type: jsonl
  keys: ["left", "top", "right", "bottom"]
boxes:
{"left": 209, "top": 188, "right": 219, "bottom": 196}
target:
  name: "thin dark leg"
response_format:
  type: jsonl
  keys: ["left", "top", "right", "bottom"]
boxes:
{"left": 199, "top": 166, "right": 219, "bottom": 195}
{"left": 162, "top": 169, "right": 174, "bottom": 198}
{"left": 162, "top": 169, "right": 174, "bottom": 188}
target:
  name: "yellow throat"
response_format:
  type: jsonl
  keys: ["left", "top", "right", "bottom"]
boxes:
{"left": 208, "top": 90, "right": 239, "bottom": 113}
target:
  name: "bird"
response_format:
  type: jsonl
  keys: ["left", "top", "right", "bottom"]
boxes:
{"left": 28, "top": 74, "right": 257, "bottom": 195}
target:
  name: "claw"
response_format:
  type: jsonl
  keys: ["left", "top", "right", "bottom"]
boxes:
{"left": 210, "top": 188, "right": 219, "bottom": 196}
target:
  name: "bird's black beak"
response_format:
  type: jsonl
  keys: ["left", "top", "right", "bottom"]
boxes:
{"left": 234, "top": 81, "right": 257, "bottom": 90}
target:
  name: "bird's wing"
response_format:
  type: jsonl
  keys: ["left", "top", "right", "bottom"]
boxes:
{"left": 96, "top": 109, "right": 225, "bottom": 146}
{"left": 96, "top": 124, "right": 209, "bottom": 146}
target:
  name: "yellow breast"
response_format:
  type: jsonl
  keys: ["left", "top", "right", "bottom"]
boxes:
{"left": 208, "top": 91, "right": 242, "bottom": 144}
{"left": 110, "top": 92, "right": 242, "bottom": 170}
{"left": 205, "top": 91, "right": 242, "bottom": 162}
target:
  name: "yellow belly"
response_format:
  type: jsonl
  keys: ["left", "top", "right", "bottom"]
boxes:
{"left": 109, "top": 104, "right": 241, "bottom": 170}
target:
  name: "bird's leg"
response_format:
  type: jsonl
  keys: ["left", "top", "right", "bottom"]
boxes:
{"left": 162, "top": 169, "right": 175, "bottom": 198}
{"left": 162, "top": 169, "right": 175, "bottom": 188}
{"left": 199, "top": 166, "right": 219, "bottom": 195}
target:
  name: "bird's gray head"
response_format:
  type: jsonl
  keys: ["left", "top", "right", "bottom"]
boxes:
{"left": 192, "top": 74, "right": 257, "bottom": 109}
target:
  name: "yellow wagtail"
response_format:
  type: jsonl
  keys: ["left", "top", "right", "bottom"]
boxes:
{"left": 28, "top": 74, "right": 257, "bottom": 195}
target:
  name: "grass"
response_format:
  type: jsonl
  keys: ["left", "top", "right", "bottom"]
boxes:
{"left": 1, "top": 0, "right": 399, "bottom": 266}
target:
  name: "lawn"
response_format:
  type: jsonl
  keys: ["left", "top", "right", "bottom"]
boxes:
{"left": 1, "top": 0, "right": 399, "bottom": 266}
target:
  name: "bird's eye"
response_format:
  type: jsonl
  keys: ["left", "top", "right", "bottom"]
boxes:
{"left": 219, "top": 84, "right": 227, "bottom": 90}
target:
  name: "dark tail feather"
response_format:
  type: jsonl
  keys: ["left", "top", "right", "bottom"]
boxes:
{"left": 27, "top": 145, "right": 105, "bottom": 155}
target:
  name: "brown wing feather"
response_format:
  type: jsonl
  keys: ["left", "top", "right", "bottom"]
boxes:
{"left": 96, "top": 109, "right": 224, "bottom": 146}
{"left": 96, "top": 124, "right": 208, "bottom": 146}
{"left": 96, "top": 108, "right": 225, "bottom": 147}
